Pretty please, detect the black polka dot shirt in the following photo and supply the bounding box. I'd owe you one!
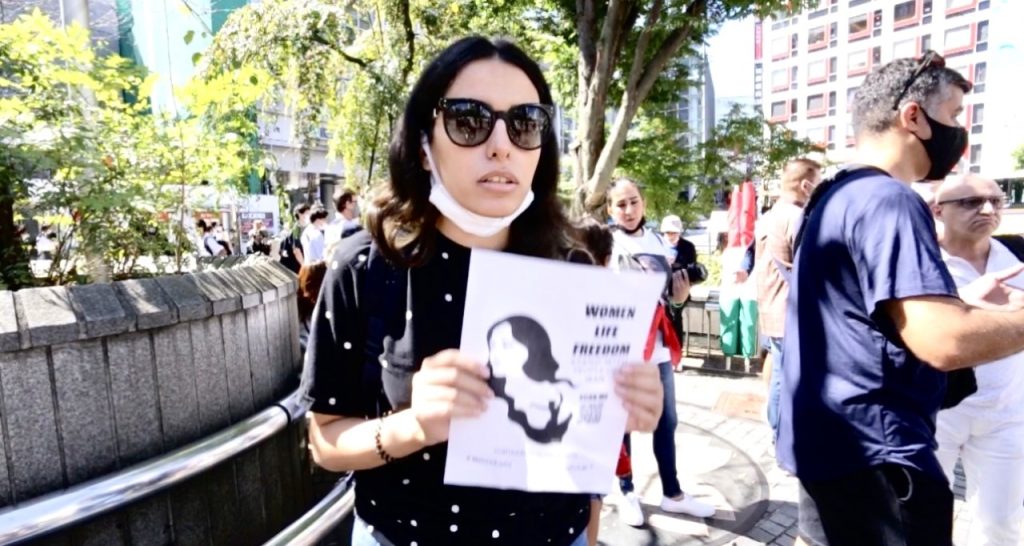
[305,231,590,546]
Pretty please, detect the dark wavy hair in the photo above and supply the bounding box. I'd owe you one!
[853,55,972,136]
[368,36,572,267]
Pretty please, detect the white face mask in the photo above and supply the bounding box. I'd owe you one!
[421,135,534,238]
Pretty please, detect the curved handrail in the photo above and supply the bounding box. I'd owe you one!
[263,474,355,546]
[0,388,311,545]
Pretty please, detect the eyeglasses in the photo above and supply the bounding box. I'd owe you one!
[937,196,1007,210]
[892,50,946,111]
[433,98,553,150]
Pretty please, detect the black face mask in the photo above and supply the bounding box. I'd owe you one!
[916,110,969,181]
[620,216,646,235]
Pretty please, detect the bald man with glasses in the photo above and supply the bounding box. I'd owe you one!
[931,174,1024,546]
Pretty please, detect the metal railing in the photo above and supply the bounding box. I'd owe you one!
[0,388,311,545]
[263,475,354,546]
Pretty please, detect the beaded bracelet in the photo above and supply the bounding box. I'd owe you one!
[374,416,396,464]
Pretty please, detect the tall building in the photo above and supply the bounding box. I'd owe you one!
[670,54,716,149]
[757,0,1023,180]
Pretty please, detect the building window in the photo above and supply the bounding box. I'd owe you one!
[848,49,871,75]
[894,0,920,27]
[893,37,919,59]
[922,34,933,51]
[808,25,828,50]
[969,143,982,165]
[807,126,826,145]
[791,98,799,115]
[977,20,989,43]
[771,100,788,120]
[946,0,978,15]
[847,87,858,111]
[772,68,790,91]
[974,61,986,92]
[807,94,827,117]
[972,104,984,133]
[944,24,974,55]
[829,91,837,108]
[772,36,790,59]
[808,59,828,84]
[849,13,870,40]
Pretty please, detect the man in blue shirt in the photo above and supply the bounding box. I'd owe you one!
[778,51,1024,546]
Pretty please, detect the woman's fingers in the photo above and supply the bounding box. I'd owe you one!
[616,364,663,432]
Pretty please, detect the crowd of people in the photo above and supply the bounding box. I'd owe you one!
[257,33,1022,546]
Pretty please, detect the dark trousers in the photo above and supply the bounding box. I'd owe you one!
[801,464,953,546]
[619,361,682,498]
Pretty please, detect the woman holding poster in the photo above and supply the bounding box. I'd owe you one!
[606,178,718,527]
[303,37,665,546]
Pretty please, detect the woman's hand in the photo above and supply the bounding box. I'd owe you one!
[669,270,691,305]
[615,364,664,432]
[409,349,494,446]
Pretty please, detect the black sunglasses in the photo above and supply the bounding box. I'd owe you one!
[892,50,946,111]
[937,196,1007,210]
[433,98,553,150]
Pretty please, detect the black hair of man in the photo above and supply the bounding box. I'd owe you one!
[334,190,357,213]
[292,203,312,220]
[852,56,971,136]
[309,208,329,223]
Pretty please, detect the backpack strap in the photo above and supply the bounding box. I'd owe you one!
[793,165,890,254]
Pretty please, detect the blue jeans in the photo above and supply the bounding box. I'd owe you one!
[352,516,589,546]
[765,337,784,437]
[620,361,682,498]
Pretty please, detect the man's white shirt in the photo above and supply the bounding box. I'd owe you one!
[941,239,1024,420]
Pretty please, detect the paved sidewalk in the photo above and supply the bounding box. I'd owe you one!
[599,370,1022,546]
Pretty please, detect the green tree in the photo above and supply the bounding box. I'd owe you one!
[202,0,813,214]
[615,104,820,228]
[0,10,266,288]
[1014,144,1024,170]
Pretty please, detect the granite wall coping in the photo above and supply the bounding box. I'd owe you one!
[0,259,297,353]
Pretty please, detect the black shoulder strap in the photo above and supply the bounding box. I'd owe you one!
[994,234,1024,263]
[793,165,890,254]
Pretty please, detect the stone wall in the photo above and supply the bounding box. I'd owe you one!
[0,258,311,544]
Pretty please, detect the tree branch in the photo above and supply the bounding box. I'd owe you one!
[636,0,706,101]
[399,0,415,82]
[310,32,370,69]
[624,0,663,92]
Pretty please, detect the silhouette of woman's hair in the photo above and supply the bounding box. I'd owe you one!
[487,316,573,444]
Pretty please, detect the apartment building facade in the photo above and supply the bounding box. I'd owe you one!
[757,0,1023,182]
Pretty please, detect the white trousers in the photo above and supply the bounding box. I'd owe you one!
[935,408,1024,546]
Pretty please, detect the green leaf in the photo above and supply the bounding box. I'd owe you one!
[184,30,195,45]
[191,52,202,66]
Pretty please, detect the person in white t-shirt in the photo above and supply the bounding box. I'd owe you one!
[605,178,716,527]
[301,208,329,263]
[931,173,1024,546]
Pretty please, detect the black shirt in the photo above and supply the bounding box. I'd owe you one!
[305,232,589,546]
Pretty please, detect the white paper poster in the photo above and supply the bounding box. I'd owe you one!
[443,250,664,494]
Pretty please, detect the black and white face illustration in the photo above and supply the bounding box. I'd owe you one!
[487,316,574,444]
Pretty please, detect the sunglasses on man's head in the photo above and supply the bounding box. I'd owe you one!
[434,98,553,150]
[937,195,1007,210]
[892,50,947,111]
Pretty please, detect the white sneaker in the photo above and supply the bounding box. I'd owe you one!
[660,493,716,518]
[618,492,645,527]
